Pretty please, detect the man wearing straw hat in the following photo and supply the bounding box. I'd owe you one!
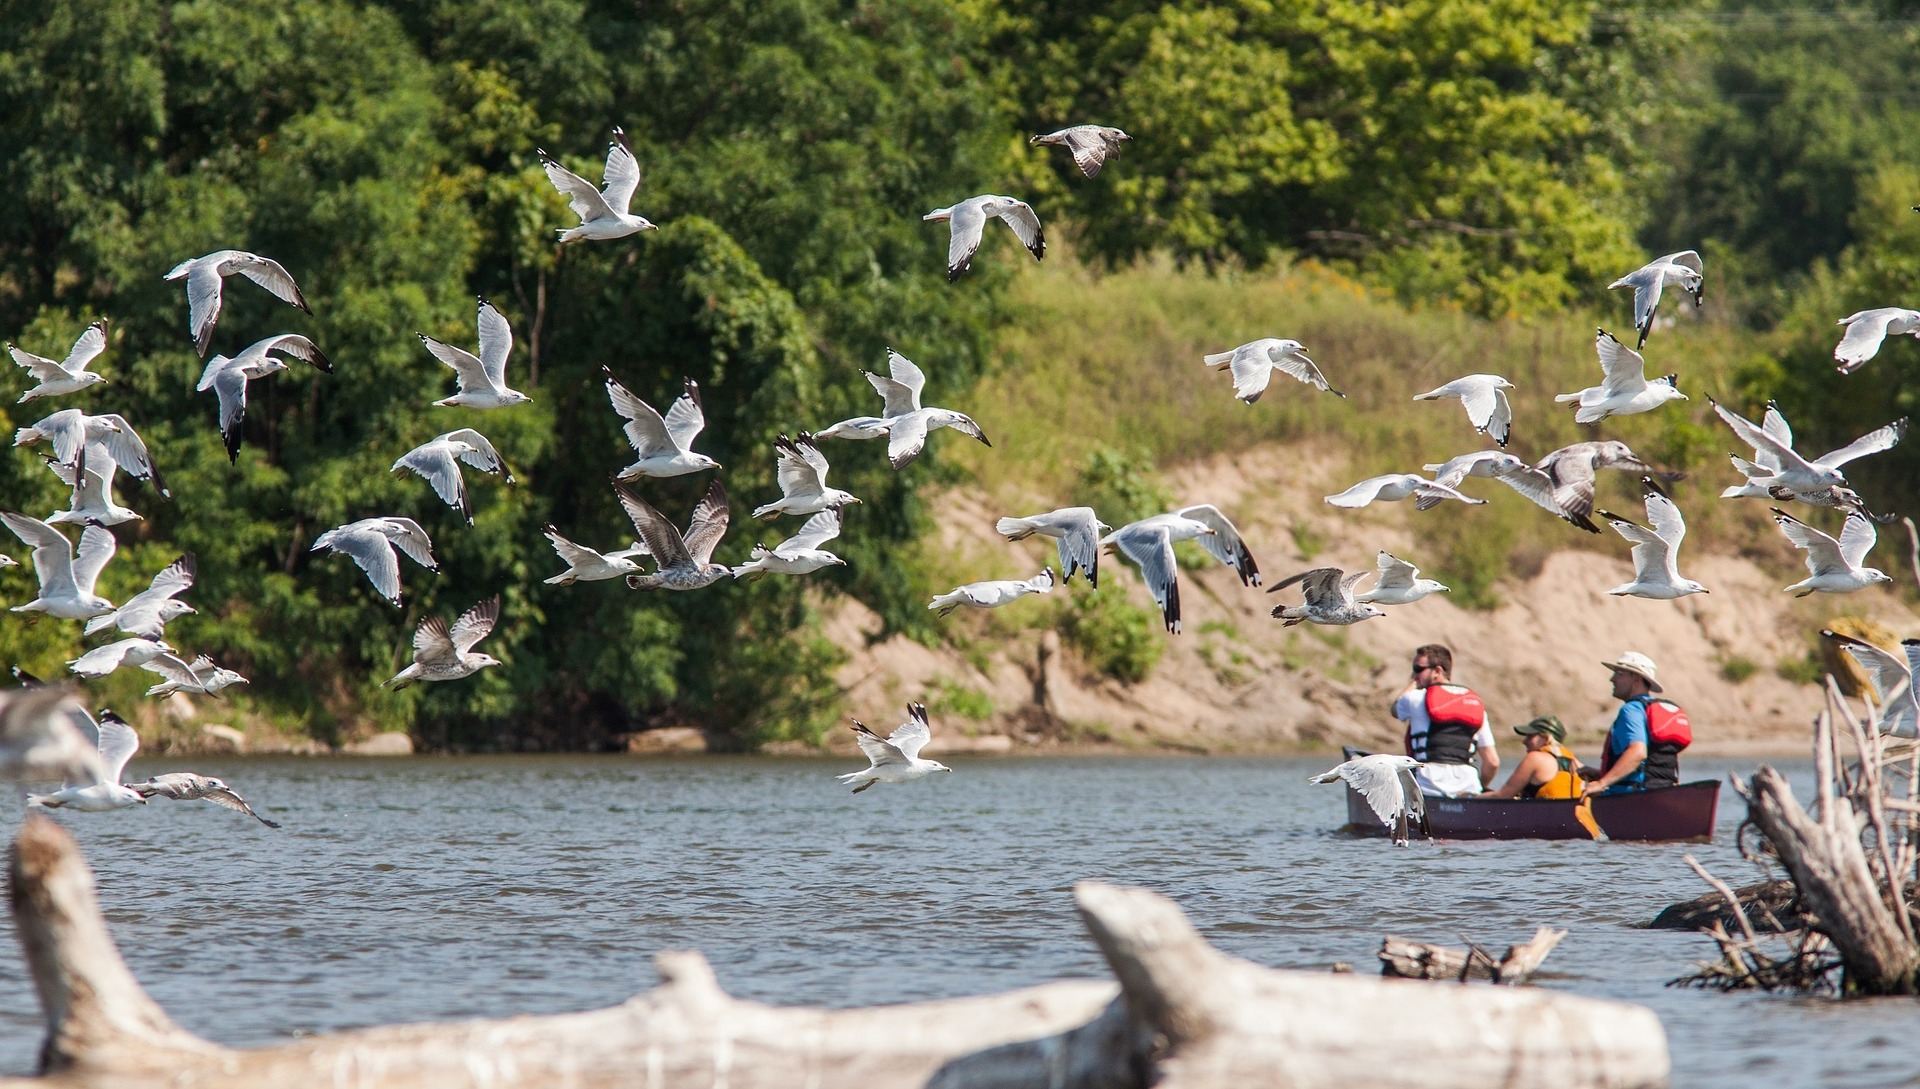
[1584,651,1692,796]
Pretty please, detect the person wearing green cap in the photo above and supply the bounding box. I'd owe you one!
[1480,716,1586,800]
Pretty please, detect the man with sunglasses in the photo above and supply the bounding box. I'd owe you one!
[1392,644,1499,796]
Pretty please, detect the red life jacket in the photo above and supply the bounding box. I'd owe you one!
[1411,684,1485,765]
[1602,697,1690,789]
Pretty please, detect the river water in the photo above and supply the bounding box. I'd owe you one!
[0,753,1910,1086]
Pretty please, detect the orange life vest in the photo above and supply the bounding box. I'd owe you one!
[1521,740,1583,800]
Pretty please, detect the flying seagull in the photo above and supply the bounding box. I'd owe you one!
[1822,630,1920,737]
[1102,505,1260,633]
[1554,329,1684,424]
[753,433,861,518]
[421,298,528,409]
[0,686,108,787]
[10,319,109,402]
[311,516,438,605]
[1714,398,1905,503]
[924,195,1044,281]
[27,709,144,812]
[1310,754,1425,846]
[196,333,332,461]
[1204,339,1342,402]
[84,553,194,639]
[1268,567,1387,628]
[1354,551,1449,606]
[928,566,1055,617]
[732,509,847,581]
[15,408,168,496]
[1029,125,1132,178]
[0,513,115,620]
[620,479,733,592]
[164,250,310,356]
[385,595,503,690]
[1598,488,1709,599]
[46,444,141,527]
[830,349,990,469]
[392,429,512,524]
[140,653,249,699]
[1772,509,1891,597]
[68,637,179,679]
[995,506,1109,588]
[836,703,952,793]
[537,127,657,243]
[130,773,280,828]
[1414,373,1513,446]
[1834,308,1920,374]
[1324,473,1485,510]
[542,525,646,585]
[1609,250,1702,348]
[1529,440,1679,534]
[1419,451,1559,512]
[605,370,719,479]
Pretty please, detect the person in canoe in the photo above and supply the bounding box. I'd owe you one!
[1479,716,1585,800]
[1583,651,1692,796]
[1392,643,1499,796]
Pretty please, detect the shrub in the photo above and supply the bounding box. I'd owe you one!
[1719,656,1759,684]
[1073,446,1173,526]
[1061,585,1164,683]
[930,681,995,721]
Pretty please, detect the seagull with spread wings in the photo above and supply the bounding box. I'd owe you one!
[1714,398,1904,503]
[866,350,991,469]
[732,510,847,581]
[1353,551,1449,606]
[928,566,1054,617]
[1310,754,1425,846]
[541,524,647,585]
[1418,451,1559,513]
[197,333,332,462]
[420,298,528,409]
[1554,330,1685,424]
[14,408,167,496]
[1772,509,1891,596]
[1030,125,1131,178]
[164,250,310,357]
[1529,440,1678,534]
[1598,489,1709,599]
[11,319,109,402]
[130,772,280,827]
[836,703,952,793]
[68,637,179,679]
[46,444,141,527]
[0,686,108,787]
[605,370,719,479]
[84,553,194,640]
[620,479,733,592]
[752,433,861,518]
[0,513,115,620]
[996,506,1109,588]
[537,127,657,243]
[1609,250,1702,349]
[1822,630,1920,737]
[1324,473,1486,510]
[140,653,249,699]
[26,709,144,812]
[1415,373,1514,445]
[1268,567,1387,628]
[392,429,512,524]
[1834,308,1920,374]
[1102,505,1261,634]
[310,517,438,605]
[924,195,1044,281]
[1204,339,1342,402]
[384,596,503,690]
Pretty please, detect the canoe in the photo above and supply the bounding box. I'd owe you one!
[1336,748,1719,843]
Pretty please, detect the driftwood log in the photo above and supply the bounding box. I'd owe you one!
[3,816,1671,1088]
[1379,927,1566,983]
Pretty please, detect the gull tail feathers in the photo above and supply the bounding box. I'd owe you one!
[995,516,1037,541]
[1201,351,1235,370]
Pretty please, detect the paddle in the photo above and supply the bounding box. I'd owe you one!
[1574,793,1608,841]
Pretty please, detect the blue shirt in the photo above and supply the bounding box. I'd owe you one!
[1604,696,1651,792]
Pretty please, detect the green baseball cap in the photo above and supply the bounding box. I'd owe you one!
[1513,715,1565,741]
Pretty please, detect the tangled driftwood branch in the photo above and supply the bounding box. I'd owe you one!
[1378,928,1565,984]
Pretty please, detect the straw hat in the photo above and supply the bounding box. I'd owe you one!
[1602,651,1662,693]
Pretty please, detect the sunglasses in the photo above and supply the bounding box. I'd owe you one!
[1411,663,1433,675]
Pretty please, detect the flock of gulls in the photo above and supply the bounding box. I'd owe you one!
[1,120,1914,819]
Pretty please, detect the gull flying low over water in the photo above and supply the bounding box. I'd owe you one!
[1598,489,1709,599]
[385,595,502,691]
[1324,473,1485,510]
[732,509,846,581]
[420,298,528,409]
[1354,551,1449,606]
[140,653,248,699]
[197,333,332,461]
[1268,567,1387,628]
[68,637,178,679]
[46,444,140,527]
[393,429,512,524]
[1310,754,1425,846]
[929,566,1054,617]
[84,553,194,640]
[0,513,115,620]
[1103,505,1260,634]
[1528,440,1678,534]
[1772,509,1891,597]
[10,319,108,402]
[131,772,280,827]
[753,433,860,518]
[925,195,1044,281]
[605,370,718,480]
[1714,399,1905,505]
[27,709,143,812]
[837,703,951,793]
[1609,250,1702,349]
[620,479,733,592]
[538,127,657,243]
[1203,339,1341,402]
[1554,329,1685,424]
[0,686,108,787]
[542,525,647,585]
[1414,374,1513,446]
[849,349,991,469]
[1030,125,1131,178]
[1823,630,1920,737]
[311,516,438,605]
[996,506,1109,588]
[15,408,167,496]
[1833,308,1920,374]
[164,250,310,357]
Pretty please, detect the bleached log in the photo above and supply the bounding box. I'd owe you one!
[1378,927,1565,983]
